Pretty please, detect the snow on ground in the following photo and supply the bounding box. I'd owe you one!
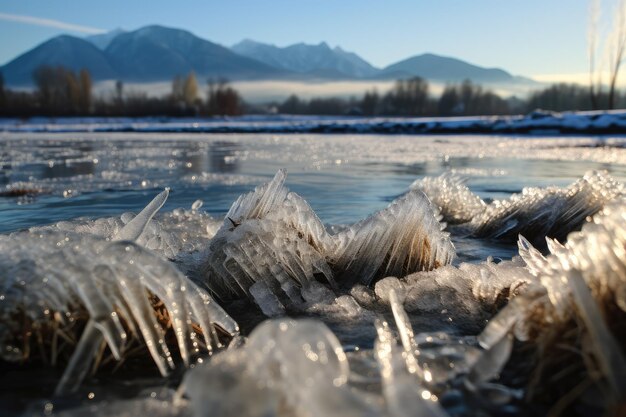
[2,110,626,135]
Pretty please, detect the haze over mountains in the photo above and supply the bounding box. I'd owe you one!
[0,25,536,88]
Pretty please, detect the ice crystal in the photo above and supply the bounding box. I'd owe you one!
[201,170,455,313]
[410,172,485,224]
[415,171,622,245]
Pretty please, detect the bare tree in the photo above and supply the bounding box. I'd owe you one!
[79,69,92,113]
[589,0,602,109]
[206,78,242,116]
[608,0,626,108]
[0,71,4,109]
[589,0,626,110]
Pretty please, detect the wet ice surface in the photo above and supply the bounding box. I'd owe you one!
[1,130,626,416]
[2,132,626,234]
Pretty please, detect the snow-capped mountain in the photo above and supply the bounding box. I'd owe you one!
[231,39,379,78]
[0,25,536,87]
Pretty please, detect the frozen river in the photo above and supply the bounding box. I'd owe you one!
[1,130,625,416]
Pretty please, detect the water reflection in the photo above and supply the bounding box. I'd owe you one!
[41,160,97,179]
[171,141,241,176]
[177,143,209,175]
[209,141,240,173]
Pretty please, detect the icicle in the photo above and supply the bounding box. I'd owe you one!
[374,319,449,417]
[389,289,422,379]
[249,282,286,317]
[55,320,103,395]
[517,235,547,276]
[201,171,453,315]
[478,296,527,350]
[114,189,169,241]
[568,270,626,402]
[0,228,238,392]
[415,171,622,244]
[467,332,513,386]
[331,190,455,286]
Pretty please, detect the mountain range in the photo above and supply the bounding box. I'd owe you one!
[0,25,536,87]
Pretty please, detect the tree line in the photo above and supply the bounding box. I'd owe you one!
[277,78,626,117]
[0,66,244,117]
[0,65,625,118]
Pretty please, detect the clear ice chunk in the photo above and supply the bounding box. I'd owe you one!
[182,319,375,417]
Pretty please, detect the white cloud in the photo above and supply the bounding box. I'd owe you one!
[0,12,105,34]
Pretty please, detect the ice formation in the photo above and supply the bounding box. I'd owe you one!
[410,172,486,224]
[478,200,626,412]
[0,191,237,394]
[200,169,455,314]
[412,170,623,245]
[37,196,221,262]
[2,160,625,415]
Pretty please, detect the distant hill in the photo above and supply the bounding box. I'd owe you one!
[1,35,118,85]
[0,25,537,88]
[379,53,533,84]
[232,39,379,78]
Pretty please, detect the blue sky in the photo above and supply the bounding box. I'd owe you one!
[0,1,595,81]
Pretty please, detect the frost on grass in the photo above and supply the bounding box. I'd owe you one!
[0,191,237,394]
[200,170,455,314]
[478,200,626,413]
[413,171,622,245]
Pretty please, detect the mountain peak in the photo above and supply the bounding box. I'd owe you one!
[86,28,126,50]
[1,34,117,85]
[232,39,379,78]
[317,41,330,49]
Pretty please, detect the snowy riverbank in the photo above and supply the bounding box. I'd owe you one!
[2,110,626,135]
